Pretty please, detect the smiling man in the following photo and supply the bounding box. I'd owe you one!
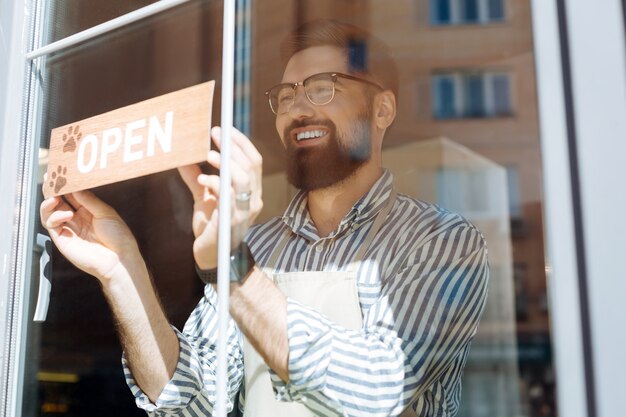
[41,20,489,417]
[276,48,383,192]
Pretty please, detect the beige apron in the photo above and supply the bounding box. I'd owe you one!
[242,191,398,417]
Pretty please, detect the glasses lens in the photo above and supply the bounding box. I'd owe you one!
[269,85,295,114]
[305,74,335,105]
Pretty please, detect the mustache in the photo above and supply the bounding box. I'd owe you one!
[283,119,336,142]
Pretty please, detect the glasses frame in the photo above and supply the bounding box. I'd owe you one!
[264,72,383,115]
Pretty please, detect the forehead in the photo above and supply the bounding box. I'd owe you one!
[281,45,348,83]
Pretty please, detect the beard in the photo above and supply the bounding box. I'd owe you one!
[284,109,373,192]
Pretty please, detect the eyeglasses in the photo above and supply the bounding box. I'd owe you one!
[264,72,383,115]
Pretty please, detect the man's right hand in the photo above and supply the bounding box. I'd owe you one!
[40,190,144,284]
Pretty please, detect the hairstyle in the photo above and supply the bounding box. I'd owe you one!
[280,19,399,98]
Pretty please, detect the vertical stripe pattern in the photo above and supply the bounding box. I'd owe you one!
[123,170,489,416]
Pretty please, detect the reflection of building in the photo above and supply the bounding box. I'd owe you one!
[384,138,521,416]
[253,0,551,415]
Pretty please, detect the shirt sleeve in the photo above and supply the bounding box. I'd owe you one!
[269,223,489,417]
[123,283,244,416]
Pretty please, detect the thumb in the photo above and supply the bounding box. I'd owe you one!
[71,190,118,218]
[178,164,204,200]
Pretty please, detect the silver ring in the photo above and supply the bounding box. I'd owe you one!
[235,191,252,210]
[235,191,252,202]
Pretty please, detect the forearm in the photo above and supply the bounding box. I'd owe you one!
[273,241,489,416]
[274,300,409,416]
[229,266,289,381]
[101,258,179,403]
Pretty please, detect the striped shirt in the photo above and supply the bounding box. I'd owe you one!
[124,170,489,416]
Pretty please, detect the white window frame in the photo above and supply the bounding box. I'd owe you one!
[531,0,626,416]
[0,1,44,415]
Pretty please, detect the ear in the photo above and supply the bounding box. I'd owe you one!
[373,90,397,130]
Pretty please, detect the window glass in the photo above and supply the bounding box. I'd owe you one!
[488,0,505,21]
[22,0,556,416]
[433,76,457,118]
[464,74,486,116]
[431,0,452,24]
[45,0,162,43]
[430,0,505,25]
[493,74,512,116]
[506,166,522,218]
[433,71,512,119]
[463,0,480,23]
[27,1,223,415]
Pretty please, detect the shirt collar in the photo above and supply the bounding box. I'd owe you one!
[281,169,394,239]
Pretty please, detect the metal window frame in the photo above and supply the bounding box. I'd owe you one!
[25,0,193,60]
[0,0,47,415]
[531,1,588,415]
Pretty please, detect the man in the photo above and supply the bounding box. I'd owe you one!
[40,20,488,417]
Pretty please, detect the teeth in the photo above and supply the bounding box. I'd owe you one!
[296,130,326,141]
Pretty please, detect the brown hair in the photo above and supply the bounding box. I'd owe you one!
[280,19,399,98]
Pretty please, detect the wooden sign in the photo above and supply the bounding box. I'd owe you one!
[43,81,215,198]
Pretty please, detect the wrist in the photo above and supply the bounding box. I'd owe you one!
[99,255,149,289]
[193,242,217,270]
[195,242,255,284]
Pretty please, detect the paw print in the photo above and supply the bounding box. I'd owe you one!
[62,125,82,153]
[49,166,68,194]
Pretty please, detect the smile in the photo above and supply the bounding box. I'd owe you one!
[296,130,327,141]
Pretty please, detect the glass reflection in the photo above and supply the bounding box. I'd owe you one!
[28,0,554,416]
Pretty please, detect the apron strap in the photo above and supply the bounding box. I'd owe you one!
[266,228,292,270]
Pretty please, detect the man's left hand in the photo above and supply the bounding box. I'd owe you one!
[178,126,263,270]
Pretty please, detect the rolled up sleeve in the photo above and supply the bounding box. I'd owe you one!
[269,224,489,417]
[123,284,244,416]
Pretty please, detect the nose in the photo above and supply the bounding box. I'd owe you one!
[287,86,314,119]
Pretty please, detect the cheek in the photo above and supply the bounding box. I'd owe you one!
[275,118,286,145]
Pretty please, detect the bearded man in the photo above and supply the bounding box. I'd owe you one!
[41,20,489,417]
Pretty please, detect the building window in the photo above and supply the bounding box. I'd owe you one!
[505,165,522,217]
[430,0,506,25]
[432,71,513,119]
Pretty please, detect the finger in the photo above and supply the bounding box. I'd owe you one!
[229,127,263,192]
[230,127,263,168]
[40,196,78,241]
[41,194,76,217]
[211,128,250,173]
[45,209,75,229]
[212,126,263,195]
[72,190,117,218]
[177,164,204,199]
[206,151,251,194]
[211,127,259,171]
[64,193,82,211]
[197,174,221,199]
[40,196,62,224]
